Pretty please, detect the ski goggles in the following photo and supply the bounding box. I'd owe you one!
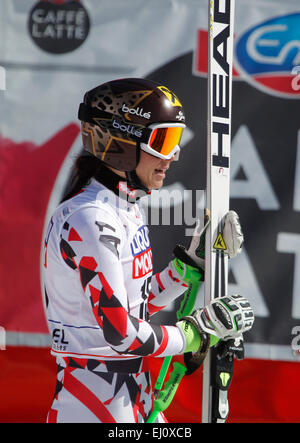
[140,123,186,160]
[78,103,185,160]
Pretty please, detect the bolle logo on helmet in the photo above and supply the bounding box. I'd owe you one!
[235,12,300,98]
[122,104,151,119]
[112,119,143,138]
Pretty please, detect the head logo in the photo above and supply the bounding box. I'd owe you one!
[235,13,300,98]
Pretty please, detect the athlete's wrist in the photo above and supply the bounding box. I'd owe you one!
[177,320,201,353]
[177,320,220,353]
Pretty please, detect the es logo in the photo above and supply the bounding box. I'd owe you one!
[235,12,300,98]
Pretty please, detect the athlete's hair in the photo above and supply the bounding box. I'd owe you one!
[61,154,102,202]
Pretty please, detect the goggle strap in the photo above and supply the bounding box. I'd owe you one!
[78,105,182,150]
[78,103,151,143]
[78,103,114,124]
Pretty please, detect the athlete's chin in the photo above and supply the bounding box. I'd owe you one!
[148,177,164,190]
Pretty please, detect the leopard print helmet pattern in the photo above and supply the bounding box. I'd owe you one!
[78,78,185,171]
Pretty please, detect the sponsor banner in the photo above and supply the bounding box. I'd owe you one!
[194,11,300,98]
[28,0,90,54]
[0,0,300,368]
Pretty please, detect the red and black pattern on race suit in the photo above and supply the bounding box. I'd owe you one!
[59,222,176,358]
[44,178,186,361]
[47,356,168,423]
[43,177,190,423]
[147,267,189,316]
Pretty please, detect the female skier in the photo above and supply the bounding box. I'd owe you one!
[43,78,253,423]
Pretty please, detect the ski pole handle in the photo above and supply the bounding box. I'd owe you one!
[153,355,172,396]
[147,362,187,423]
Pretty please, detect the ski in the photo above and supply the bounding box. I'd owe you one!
[202,0,241,423]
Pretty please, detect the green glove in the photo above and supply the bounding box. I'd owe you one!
[172,256,204,285]
[172,214,209,285]
[177,319,220,353]
[177,319,201,352]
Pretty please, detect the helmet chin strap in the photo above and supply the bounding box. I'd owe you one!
[125,145,150,193]
[125,170,149,193]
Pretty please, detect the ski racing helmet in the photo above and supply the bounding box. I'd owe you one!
[78,78,186,172]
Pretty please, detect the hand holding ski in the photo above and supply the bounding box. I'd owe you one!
[182,294,254,342]
[148,198,247,421]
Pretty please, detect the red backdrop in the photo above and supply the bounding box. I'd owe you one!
[0,347,299,423]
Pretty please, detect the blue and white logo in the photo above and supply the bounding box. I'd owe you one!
[131,226,150,257]
[235,13,300,98]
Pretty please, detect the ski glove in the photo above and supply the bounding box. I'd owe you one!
[187,210,244,265]
[222,211,244,259]
[177,294,254,353]
[172,210,244,285]
[171,216,209,285]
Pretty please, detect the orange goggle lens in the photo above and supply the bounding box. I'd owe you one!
[149,126,183,156]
